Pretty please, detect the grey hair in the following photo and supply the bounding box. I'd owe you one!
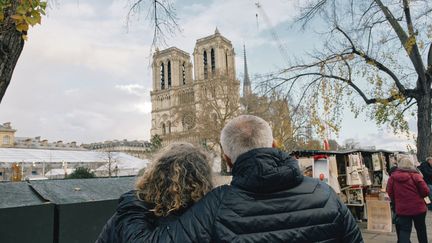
[397,156,416,170]
[220,115,273,162]
[426,157,432,162]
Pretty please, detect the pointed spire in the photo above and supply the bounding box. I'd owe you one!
[215,27,220,35]
[243,44,252,97]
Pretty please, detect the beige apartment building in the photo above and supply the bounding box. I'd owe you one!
[0,122,16,148]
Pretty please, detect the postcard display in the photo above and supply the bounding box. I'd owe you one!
[300,151,393,232]
[304,152,391,207]
[340,153,391,205]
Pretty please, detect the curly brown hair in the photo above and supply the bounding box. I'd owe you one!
[135,142,213,217]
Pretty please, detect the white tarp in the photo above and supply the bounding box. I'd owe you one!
[94,158,149,177]
[0,148,148,165]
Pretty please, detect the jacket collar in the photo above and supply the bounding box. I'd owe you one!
[231,148,303,193]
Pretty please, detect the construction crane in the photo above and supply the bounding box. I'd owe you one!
[255,1,290,66]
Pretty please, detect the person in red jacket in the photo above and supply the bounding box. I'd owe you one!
[387,157,430,243]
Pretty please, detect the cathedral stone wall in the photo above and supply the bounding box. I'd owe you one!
[150,29,240,145]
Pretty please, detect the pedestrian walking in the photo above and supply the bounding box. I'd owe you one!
[387,157,430,243]
[418,156,432,211]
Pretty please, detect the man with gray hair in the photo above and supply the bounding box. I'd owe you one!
[116,115,363,242]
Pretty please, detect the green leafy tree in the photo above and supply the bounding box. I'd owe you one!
[268,0,432,160]
[149,134,162,152]
[66,167,95,179]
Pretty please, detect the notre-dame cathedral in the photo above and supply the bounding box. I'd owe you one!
[150,29,250,144]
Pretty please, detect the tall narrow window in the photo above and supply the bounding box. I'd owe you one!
[2,135,10,145]
[225,51,228,73]
[182,62,186,85]
[203,50,208,79]
[167,60,172,88]
[167,121,171,134]
[160,63,165,90]
[211,48,215,74]
[162,123,166,135]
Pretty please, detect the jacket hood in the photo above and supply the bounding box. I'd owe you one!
[391,170,420,183]
[231,148,303,193]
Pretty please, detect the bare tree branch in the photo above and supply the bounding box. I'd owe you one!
[374,0,427,89]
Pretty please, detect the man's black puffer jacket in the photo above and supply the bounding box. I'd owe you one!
[418,161,432,185]
[116,148,363,243]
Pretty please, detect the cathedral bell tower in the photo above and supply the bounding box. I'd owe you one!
[193,28,236,81]
[150,47,193,138]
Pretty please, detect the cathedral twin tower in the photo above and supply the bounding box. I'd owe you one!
[150,29,242,143]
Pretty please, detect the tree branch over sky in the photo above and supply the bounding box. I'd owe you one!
[269,0,432,160]
[0,0,180,103]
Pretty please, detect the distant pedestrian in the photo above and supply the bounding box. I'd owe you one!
[387,157,430,243]
[418,156,432,210]
[388,162,400,240]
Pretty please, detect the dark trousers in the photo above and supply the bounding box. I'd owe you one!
[397,212,428,243]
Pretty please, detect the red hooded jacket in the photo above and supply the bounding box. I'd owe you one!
[387,169,430,216]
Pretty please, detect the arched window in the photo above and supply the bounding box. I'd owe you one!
[203,50,208,79]
[160,63,165,90]
[2,135,10,145]
[162,123,166,135]
[211,48,215,73]
[182,62,186,85]
[167,60,172,88]
[167,121,171,134]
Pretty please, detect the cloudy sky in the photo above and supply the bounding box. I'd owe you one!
[0,0,416,150]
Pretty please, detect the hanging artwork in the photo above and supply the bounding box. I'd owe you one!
[349,154,362,169]
[371,153,382,171]
[347,166,362,185]
[360,166,372,186]
[346,188,364,206]
[372,171,383,187]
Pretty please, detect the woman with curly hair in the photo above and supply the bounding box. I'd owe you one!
[96,142,213,243]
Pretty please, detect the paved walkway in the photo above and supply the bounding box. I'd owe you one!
[360,210,432,243]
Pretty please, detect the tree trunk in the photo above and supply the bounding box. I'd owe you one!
[0,2,25,103]
[416,86,431,162]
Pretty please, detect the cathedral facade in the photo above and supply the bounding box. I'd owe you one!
[150,29,240,144]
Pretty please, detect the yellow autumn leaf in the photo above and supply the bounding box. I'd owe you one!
[16,23,29,32]
[10,14,23,20]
